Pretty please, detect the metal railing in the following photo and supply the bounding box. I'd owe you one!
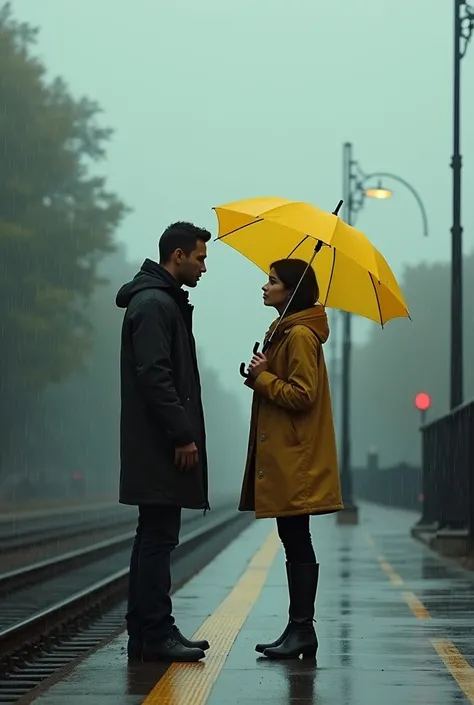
[416,398,474,537]
[352,399,474,554]
[353,463,422,511]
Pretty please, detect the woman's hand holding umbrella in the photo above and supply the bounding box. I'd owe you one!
[247,351,268,380]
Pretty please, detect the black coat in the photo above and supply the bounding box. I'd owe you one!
[116,259,209,510]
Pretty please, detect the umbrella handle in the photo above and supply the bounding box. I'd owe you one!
[239,341,260,378]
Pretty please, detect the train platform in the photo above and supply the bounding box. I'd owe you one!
[26,502,474,705]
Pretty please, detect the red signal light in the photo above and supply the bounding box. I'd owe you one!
[415,392,431,411]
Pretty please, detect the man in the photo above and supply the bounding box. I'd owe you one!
[116,221,211,662]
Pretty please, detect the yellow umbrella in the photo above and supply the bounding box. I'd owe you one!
[213,196,409,325]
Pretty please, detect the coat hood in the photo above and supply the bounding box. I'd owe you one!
[115,258,190,309]
[267,305,330,345]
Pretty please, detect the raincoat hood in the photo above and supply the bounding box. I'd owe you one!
[115,258,189,309]
[267,305,330,345]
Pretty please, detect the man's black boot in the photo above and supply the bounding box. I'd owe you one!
[173,626,210,651]
[127,637,142,661]
[263,563,319,660]
[142,634,205,663]
[127,625,209,661]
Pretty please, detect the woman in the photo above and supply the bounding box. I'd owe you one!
[239,258,343,660]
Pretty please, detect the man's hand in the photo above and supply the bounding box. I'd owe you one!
[248,352,268,379]
[175,442,199,471]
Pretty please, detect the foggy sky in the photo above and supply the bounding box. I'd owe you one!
[11,0,474,403]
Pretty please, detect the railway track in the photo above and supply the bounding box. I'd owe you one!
[0,504,203,573]
[0,503,138,556]
[0,506,251,705]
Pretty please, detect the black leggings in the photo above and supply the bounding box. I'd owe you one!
[276,515,316,564]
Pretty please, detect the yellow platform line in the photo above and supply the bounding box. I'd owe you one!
[364,529,474,701]
[377,556,404,586]
[376,555,431,617]
[142,527,281,705]
[377,555,474,701]
[432,639,474,703]
[402,590,430,619]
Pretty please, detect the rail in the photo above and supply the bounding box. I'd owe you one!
[0,508,250,661]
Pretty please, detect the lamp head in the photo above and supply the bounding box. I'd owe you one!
[365,179,392,200]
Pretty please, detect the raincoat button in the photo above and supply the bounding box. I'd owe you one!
[258,470,263,479]
[260,434,266,442]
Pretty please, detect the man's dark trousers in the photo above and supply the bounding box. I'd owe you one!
[126,504,182,645]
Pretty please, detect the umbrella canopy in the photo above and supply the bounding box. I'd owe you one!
[213,196,409,325]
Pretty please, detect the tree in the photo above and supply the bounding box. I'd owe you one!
[0,4,128,476]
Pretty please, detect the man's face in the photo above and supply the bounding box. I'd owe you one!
[176,240,208,288]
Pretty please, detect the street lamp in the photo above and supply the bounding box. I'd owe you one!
[337,142,429,526]
[363,174,429,238]
[451,0,474,409]
[364,182,392,200]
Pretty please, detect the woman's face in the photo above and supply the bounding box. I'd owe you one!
[262,268,290,310]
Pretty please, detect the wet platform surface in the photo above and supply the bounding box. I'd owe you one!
[28,503,474,705]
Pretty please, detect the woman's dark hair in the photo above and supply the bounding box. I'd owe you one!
[270,258,319,313]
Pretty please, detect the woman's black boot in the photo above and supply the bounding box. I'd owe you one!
[263,563,319,660]
[255,562,292,653]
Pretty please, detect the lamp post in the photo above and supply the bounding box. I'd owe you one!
[329,310,339,426]
[337,142,428,526]
[451,0,474,409]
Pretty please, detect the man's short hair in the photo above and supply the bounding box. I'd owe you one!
[159,222,211,263]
